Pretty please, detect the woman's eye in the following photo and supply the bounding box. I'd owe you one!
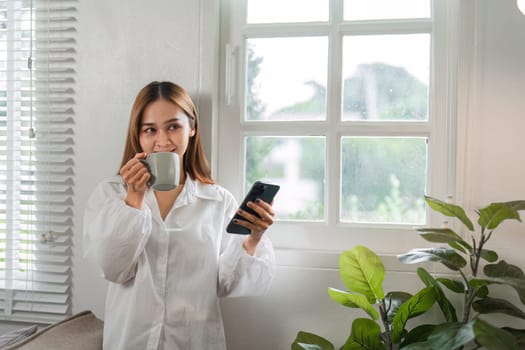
[143,127,156,134]
[168,124,180,131]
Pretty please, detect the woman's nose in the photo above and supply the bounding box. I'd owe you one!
[156,130,172,146]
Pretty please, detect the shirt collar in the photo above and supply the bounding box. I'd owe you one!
[183,176,222,201]
[144,175,222,225]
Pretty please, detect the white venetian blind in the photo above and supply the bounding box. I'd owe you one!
[0,0,76,323]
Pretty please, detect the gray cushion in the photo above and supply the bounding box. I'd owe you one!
[0,324,38,348]
[5,311,103,350]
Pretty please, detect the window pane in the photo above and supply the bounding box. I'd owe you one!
[344,0,431,20]
[247,0,329,24]
[342,34,430,121]
[246,37,328,121]
[245,136,325,220]
[341,137,427,224]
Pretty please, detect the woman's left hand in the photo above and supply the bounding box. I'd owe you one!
[236,199,275,255]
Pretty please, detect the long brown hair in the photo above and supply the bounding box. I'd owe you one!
[119,81,214,184]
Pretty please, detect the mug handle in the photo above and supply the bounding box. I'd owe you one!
[139,159,155,187]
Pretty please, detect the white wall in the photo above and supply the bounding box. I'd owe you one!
[68,0,525,349]
[460,0,525,266]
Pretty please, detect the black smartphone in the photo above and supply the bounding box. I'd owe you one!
[226,181,280,234]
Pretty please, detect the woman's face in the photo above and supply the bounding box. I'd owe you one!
[139,98,195,158]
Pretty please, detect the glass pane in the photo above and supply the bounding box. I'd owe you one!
[341,137,427,224]
[342,34,430,121]
[245,136,325,220]
[344,0,431,20]
[247,0,329,24]
[246,37,328,121]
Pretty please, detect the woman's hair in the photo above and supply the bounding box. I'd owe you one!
[119,81,214,184]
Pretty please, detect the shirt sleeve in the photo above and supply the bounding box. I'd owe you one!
[217,192,276,297]
[83,178,153,284]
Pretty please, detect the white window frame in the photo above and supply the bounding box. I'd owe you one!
[216,0,459,253]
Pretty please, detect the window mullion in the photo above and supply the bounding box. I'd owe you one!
[337,19,433,35]
[327,0,344,226]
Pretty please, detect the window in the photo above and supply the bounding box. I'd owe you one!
[218,0,457,252]
[0,0,76,323]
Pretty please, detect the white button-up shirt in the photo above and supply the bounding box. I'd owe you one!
[83,175,276,350]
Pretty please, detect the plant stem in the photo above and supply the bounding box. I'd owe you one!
[462,289,477,323]
[462,228,490,323]
[379,300,393,350]
[458,269,469,287]
[472,230,484,277]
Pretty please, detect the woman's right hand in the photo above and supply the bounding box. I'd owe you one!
[119,152,150,207]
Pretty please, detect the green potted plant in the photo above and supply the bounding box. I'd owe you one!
[292,196,525,350]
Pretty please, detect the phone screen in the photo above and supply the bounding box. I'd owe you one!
[226,181,280,234]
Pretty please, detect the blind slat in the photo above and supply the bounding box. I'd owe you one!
[0,290,69,304]
[13,303,68,315]
[0,280,69,293]
[0,271,69,284]
[0,234,70,244]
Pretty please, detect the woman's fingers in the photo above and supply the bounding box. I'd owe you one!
[120,159,145,182]
[252,199,275,220]
[119,153,150,192]
[234,199,275,235]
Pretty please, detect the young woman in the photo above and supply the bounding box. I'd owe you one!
[83,81,276,350]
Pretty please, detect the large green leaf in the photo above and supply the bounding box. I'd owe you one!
[417,267,457,322]
[385,291,412,323]
[340,246,385,302]
[437,277,466,293]
[391,287,437,344]
[400,322,475,350]
[484,260,525,304]
[477,200,525,231]
[292,331,335,350]
[502,328,525,349]
[478,203,521,230]
[484,260,525,279]
[473,297,525,319]
[479,249,498,262]
[397,248,467,271]
[417,228,473,254]
[424,196,474,231]
[341,318,385,350]
[416,228,471,252]
[476,285,489,298]
[499,200,525,211]
[328,288,379,320]
[477,277,525,305]
[473,318,517,350]
[448,241,468,254]
[399,342,429,350]
[399,324,436,348]
[469,278,505,298]
[469,278,493,288]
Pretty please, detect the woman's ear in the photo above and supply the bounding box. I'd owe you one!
[190,128,196,137]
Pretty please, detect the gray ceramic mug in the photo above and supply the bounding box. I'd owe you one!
[140,152,180,191]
